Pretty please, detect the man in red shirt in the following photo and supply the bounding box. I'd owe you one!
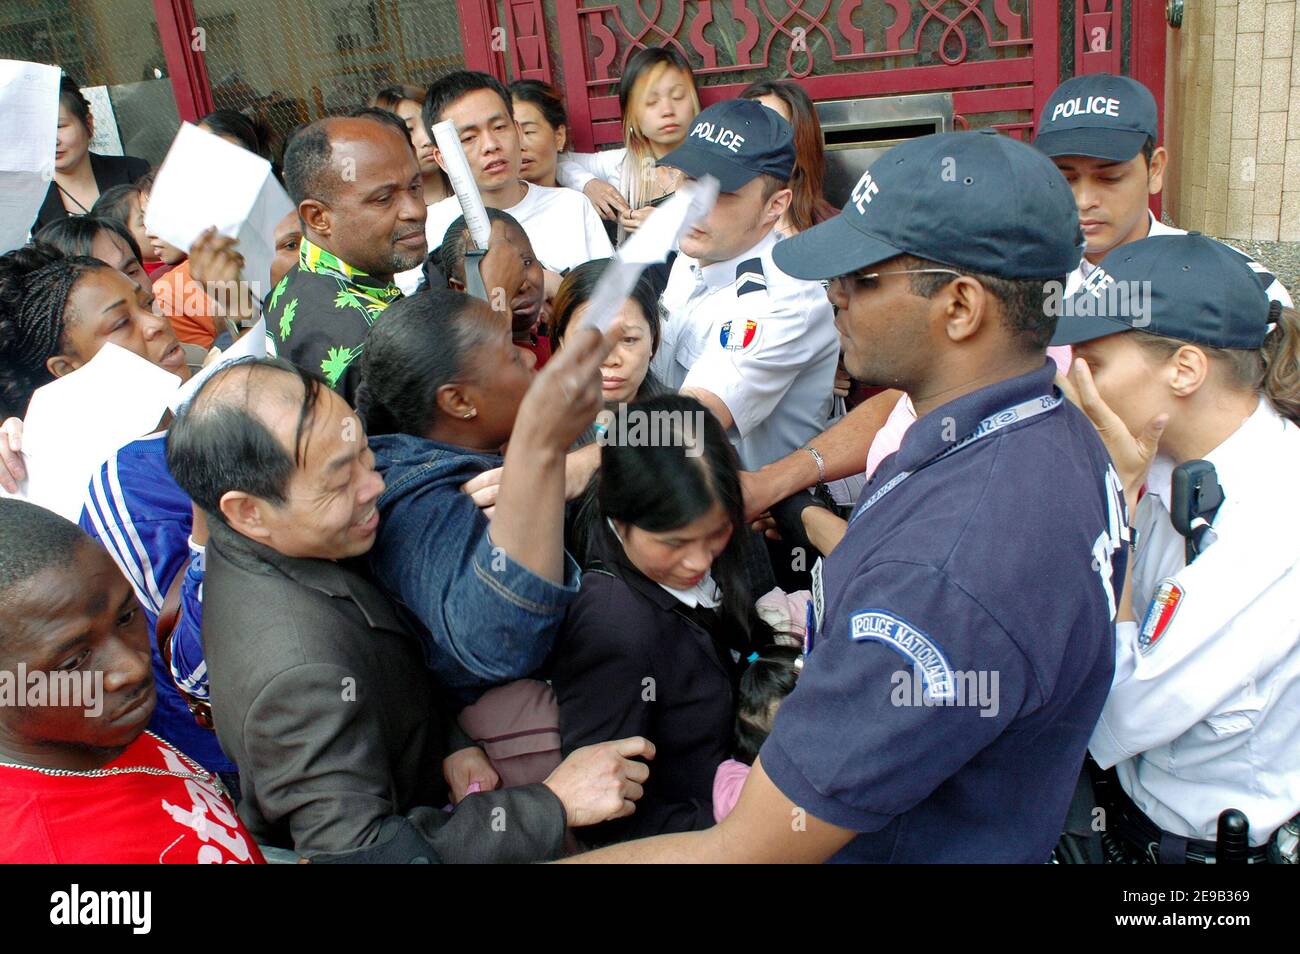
[0,498,262,864]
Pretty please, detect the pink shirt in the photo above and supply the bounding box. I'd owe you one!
[863,347,1073,480]
[712,759,752,822]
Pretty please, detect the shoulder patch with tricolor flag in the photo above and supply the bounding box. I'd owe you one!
[1138,579,1184,655]
[719,318,760,352]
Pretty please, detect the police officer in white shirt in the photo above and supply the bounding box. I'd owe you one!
[651,99,838,471]
[1054,233,1300,863]
[1033,73,1292,306]
[394,71,613,295]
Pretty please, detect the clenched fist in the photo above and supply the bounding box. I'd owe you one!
[543,736,655,828]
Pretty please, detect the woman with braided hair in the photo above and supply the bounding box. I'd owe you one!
[0,243,234,781]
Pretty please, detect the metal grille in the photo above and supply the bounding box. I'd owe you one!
[192,0,469,165]
[0,0,182,166]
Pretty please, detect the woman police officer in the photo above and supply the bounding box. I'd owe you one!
[1054,233,1300,862]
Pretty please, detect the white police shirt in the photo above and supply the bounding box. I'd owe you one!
[1065,212,1293,307]
[1090,399,1300,846]
[395,181,614,294]
[651,229,838,470]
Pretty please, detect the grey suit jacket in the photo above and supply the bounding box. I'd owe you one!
[201,520,567,863]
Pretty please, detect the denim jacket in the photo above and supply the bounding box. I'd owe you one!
[368,432,581,701]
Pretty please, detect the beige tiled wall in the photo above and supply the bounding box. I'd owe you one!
[1166,0,1299,240]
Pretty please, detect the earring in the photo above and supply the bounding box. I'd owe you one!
[464,409,476,419]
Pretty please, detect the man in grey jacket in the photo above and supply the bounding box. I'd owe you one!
[167,357,653,863]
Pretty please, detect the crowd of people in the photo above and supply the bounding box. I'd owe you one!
[0,57,1296,865]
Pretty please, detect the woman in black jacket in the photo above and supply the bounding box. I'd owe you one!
[33,76,150,233]
[550,393,769,845]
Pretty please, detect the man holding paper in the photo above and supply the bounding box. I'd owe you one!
[405,71,612,297]
[267,114,427,402]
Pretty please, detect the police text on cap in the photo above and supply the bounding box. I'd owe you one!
[1051,96,1121,123]
[690,121,745,154]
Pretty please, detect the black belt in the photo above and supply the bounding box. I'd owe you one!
[1096,766,1270,864]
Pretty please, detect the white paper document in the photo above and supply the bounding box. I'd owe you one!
[170,318,268,412]
[431,119,492,249]
[7,344,182,521]
[145,122,295,299]
[0,59,61,253]
[580,176,719,332]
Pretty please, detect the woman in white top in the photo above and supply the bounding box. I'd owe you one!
[557,47,700,240]
[1055,233,1300,857]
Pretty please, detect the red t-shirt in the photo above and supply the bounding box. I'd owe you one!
[0,732,264,864]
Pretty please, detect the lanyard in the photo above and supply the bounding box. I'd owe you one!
[849,392,1063,526]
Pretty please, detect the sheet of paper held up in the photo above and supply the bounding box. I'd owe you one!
[580,176,719,333]
[10,344,182,521]
[169,317,268,412]
[145,122,295,297]
[431,119,492,249]
[0,60,61,254]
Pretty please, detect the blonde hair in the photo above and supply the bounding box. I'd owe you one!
[1131,304,1300,424]
[620,59,699,209]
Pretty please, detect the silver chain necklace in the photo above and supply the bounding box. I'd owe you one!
[0,732,227,798]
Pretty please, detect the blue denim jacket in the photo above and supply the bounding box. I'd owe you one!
[368,433,581,701]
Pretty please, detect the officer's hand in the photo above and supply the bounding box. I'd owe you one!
[0,417,26,493]
[584,180,630,221]
[543,736,655,827]
[1065,358,1167,504]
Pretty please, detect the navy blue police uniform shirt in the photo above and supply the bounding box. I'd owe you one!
[761,361,1128,863]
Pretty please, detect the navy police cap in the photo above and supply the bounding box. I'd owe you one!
[773,130,1082,282]
[1033,73,1158,163]
[1050,234,1273,350]
[658,99,796,193]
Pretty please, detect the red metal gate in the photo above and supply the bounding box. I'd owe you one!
[455,1,1168,157]
[155,1,1167,196]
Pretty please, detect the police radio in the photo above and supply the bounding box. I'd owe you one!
[1170,460,1224,564]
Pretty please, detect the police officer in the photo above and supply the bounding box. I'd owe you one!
[651,98,839,472]
[1033,72,1293,306]
[1053,234,1300,862]
[564,130,1130,864]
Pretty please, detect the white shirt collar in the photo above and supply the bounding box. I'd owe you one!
[1078,211,1181,279]
[604,518,722,608]
[689,230,779,290]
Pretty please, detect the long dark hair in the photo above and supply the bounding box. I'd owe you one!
[199,108,269,159]
[597,393,765,646]
[550,258,661,358]
[357,287,495,437]
[509,79,568,132]
[58,75,92,132]
[734,645,801,764]
[740,80,836,233]
[36,214,145,264]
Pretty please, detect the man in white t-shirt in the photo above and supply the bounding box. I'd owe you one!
[396,71,612,295]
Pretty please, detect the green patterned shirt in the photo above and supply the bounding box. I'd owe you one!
[265,239,403,402]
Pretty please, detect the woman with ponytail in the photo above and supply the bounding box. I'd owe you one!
[1053,233,1300,862]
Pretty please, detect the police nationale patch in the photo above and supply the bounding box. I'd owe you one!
[719,319,759,352]
[850,610,955,700]
[1138,579,1183,655]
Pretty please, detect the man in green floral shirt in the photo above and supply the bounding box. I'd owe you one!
[268,113,428,402]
